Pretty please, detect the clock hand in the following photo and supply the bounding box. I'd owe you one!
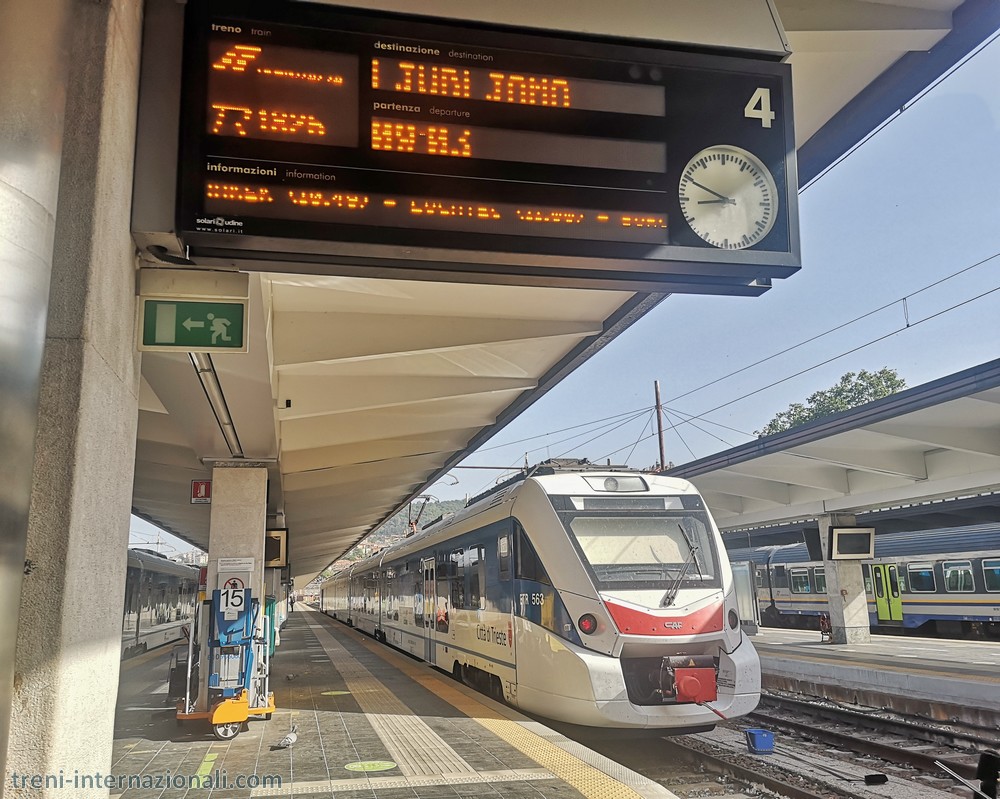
[697,199,735,205]
[689,179,734,204]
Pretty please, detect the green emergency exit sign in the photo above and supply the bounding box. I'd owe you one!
[140,299,248,352]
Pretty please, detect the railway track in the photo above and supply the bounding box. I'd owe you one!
[752,692,993,779]
[557,689,997,799]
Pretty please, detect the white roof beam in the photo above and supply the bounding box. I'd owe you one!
[791,446,928,480]
[865,422,1000,457]
[281,408,500,451]
[690,474,792,505]
[727,457,851,493]
[277,375,537,420]
[280,431,477,473]
[273,312,601,366]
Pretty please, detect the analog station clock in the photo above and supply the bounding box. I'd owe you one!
[678,145,778,250]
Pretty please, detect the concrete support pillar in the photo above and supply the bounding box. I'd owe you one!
[197,466,268,711]
[6,0,144,795]
[0,0,73,785]
[818,513,872,644]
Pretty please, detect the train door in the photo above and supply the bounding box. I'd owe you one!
[871,563,903,623]
[730,561,760,634]
[421,557,436,664]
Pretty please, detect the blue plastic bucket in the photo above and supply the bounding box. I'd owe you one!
[744,728,775,754]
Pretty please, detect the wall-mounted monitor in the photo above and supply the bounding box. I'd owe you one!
[264,528,288,567]
[827,526,875,560]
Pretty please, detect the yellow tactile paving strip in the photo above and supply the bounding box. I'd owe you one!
[307,613,653,799]
[307,620,476,776]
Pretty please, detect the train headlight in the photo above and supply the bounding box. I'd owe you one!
[728,609,739,629]
[604,477,619,491]
[578,614,598,635]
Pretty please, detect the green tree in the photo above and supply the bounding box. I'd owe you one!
[755,368,906,436]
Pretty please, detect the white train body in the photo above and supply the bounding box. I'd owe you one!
[321,466,760,730]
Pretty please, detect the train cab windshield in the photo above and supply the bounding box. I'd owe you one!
[549,494,721,590]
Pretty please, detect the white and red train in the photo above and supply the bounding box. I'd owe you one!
[321,461,760,731]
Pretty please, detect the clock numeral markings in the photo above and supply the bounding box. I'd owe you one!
[744,87,775,129]
[678,145,778,250]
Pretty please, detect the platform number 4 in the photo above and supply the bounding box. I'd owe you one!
[744,87,775,128]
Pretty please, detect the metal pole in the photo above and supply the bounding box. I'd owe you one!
[654,380,666,471]
[184,602,196,713]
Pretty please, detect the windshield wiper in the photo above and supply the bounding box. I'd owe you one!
[677,523,704,578]
[660,525,702,607]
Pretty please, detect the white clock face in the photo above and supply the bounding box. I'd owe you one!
[678,145,778,249]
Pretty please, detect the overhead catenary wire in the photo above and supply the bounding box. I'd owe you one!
[528,276,1000,463]
[680,281,1000,428]
[668,250,1000,406]
[457,252,1000,475]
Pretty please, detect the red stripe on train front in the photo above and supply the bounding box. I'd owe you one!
[602,598,724,635]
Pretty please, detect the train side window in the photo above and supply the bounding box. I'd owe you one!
[813,567,827,594]
[772,565,788,588]
[451,549,465,609]
[467,545,486,610]
[789,568,811,593]
[943,560,974,592]
[515,524,552,586]
[907,563,936,592]
[873,568,885,598]
[983,559,1000,592]
[498,533,511,580]
[887,565,900,598]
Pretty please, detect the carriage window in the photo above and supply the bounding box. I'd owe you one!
[515,525,552,586]
[772,565,788,589]
[467,546,486,610]
[983,560,1000,592]
[451,549,465,609]
[813,567,827,594]
[888,565,901,598]
[943,561,974,592]
[498,533,511,580]
[907,563,936,592]
[789,568,811,593]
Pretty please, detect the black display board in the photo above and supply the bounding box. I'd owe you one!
[176,1,799,291]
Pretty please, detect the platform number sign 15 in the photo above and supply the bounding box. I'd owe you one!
[220,587,245,619]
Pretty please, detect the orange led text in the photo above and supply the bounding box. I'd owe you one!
[371,120,471,157]
[212,45,261,72]
[621,215,666,228]
[213,44,343,84]
[205,184,274,203]
[487,73,570,107]
[372,59,471,98]
[516,210,584,224]
[211,104,327,137]
[409,201,500,219]
[288,192,370,209]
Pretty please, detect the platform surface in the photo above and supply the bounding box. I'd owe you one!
[752,626,1000,722]
[112,607,678,799]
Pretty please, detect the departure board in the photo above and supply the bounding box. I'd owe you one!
[174,1,799,291]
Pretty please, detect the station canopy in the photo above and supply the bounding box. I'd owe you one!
[131,0,999,585]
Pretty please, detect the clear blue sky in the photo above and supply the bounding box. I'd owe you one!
[443,33,1000,503]
[136,32,1000,544]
